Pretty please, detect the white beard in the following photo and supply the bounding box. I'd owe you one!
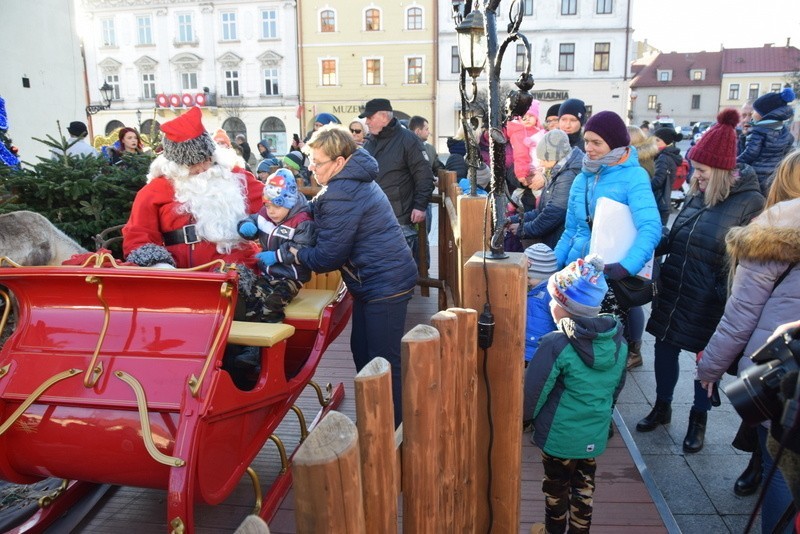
[161,158,249,254]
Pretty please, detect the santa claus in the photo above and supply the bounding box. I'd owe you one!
[123,106,263,270]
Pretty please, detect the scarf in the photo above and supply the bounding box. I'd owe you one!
[581,146,629,174]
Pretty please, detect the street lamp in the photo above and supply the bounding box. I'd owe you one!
[455,0,533,258]
[86,82,113,115]
[135,109,142,129]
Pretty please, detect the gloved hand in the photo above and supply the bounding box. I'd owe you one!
[257,251,277,268]
[603,262,629,281]
[507,214,520,224]
[238,221,257,238]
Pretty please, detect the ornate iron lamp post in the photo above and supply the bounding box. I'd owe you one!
[86,82,113,115]
[454,0,534,258]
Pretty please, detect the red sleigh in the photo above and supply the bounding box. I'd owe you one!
[0,253,351,532]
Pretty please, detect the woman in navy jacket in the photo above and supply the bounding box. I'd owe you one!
[295,125,417,427]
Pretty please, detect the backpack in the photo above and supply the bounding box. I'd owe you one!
[672,159,689,190]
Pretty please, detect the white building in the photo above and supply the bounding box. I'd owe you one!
[436,0,634,152]
[80,0,301,156]
[0,0,85,164]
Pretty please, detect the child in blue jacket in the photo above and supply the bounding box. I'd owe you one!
[524,243,558,365]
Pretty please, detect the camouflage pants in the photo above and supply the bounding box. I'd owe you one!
[540,452,596,534]
[243,278,300,323]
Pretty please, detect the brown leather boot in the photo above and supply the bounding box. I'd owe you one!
[627,340,643,369]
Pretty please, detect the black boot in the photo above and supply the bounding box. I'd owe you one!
[734,449,762,496]
[682,409,707,453]
[636,399,672,432]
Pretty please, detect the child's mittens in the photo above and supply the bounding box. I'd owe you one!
[238,220,257,239]
[256,251,277,268]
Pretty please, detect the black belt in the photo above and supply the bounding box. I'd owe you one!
[162,224,200,246]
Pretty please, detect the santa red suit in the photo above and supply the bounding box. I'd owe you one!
[123,106,264,269]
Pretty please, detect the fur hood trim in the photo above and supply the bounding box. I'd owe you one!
[726,224,800,264]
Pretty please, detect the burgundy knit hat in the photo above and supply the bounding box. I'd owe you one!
[583,111,630,150]
[687,109,739,170]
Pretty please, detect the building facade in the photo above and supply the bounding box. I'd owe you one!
[436,0,634,152]
[81,0,301,155]
[0,1,85,163]
[629,51,722,128]
[297,0,436,137]
[719,44,800,112]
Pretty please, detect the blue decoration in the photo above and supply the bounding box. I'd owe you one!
[0,96,8,131]
[0,143,19,167]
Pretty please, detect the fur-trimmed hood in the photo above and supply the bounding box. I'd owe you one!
[726,197,800,264]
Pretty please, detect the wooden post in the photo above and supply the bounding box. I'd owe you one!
[354,357,397,533]
[463,252,526,533]
[450,307,478,531]
[401,324,441,533]
[456,195,490,307]
[293,411,365,534]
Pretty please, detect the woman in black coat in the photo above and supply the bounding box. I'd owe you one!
[295,125,417,427]
[638,110,764,453]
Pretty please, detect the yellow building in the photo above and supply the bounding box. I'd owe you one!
[298,1,436,135]
[718,44,800,111]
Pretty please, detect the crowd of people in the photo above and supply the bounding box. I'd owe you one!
[51,85,799,532]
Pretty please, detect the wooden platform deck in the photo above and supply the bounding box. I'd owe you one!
[75,278,668,533]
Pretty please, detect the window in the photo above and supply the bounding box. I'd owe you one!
[691,94,701,109]
[647,95,657,110]
[260,117,286,155]
[365,58,382,85]
[658,70,672,82]
[748,83,760,100]
[221,12,237,41]
[320,10,335,32]
[522,0,534,16]
[102,19,116,46]
[593,43,610,71]
[558,43,575,71]
[451,46,460,74]
[178,13,194,42]
[365,9,380,31]
[516,44,526,72]
[181,72,198,91]
[105,75,120,100]
[407,7,422,30]
[264,68,279,95]
[261,10,277,39]
[321,59,337,86]
[771,83,782,92]
[142,73,156,99]
[560,0,577,15]
[407,57,423,84]
[692,70,704,81]
[137,16,153,45]
[225,70,240,96]
[596,0,612,14]
[728,84,740,100]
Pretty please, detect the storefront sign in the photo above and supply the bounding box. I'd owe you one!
[332,105,365,114]
[530,89,569,101]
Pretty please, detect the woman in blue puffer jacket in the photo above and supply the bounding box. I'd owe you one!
[554,111,662,330]
[737,87,796,194]
[295,124,417,427]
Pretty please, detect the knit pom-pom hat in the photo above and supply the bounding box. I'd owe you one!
[547,254,608,317]
[753,87,796,118]
[687,109,740,170]
[263,168,298,209]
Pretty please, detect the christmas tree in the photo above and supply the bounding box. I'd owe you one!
[0,95,20,168]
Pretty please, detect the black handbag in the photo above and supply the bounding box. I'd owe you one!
[608,261,660,309]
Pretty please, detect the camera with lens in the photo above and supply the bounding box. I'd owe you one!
[723,325,800,428]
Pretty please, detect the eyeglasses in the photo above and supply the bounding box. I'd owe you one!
[309,159,334,169]
[350,129,363,134]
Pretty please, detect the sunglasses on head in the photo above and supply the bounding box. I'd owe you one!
[350,128,363,134]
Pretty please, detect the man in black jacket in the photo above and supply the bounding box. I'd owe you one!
[362,99,434,265]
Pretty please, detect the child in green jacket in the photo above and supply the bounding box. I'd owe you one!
[523,254,627,534]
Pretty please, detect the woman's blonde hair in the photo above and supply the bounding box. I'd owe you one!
[688,164,738,207]
[765,149,800,208]
[305,124,357,160]
[627,125,658,178]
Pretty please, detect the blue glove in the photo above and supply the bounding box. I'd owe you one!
[238,221,257,238]
[257,251,277,268]
[507,214,520,224]
[603,262,630,281]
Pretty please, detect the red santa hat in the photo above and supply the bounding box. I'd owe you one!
[160,106,217,166]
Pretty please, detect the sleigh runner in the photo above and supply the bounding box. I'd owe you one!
[0,253,351,532]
